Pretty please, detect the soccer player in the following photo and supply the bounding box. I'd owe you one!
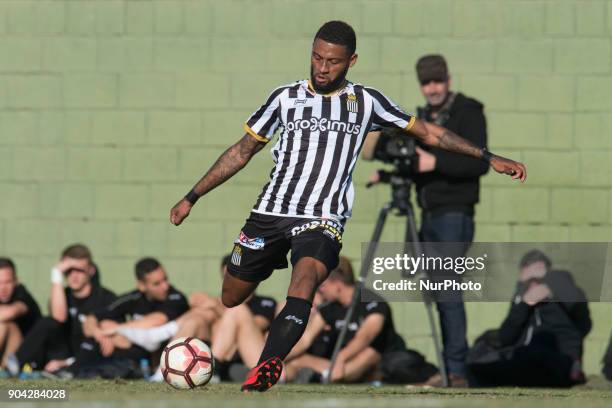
[170,21,526,392]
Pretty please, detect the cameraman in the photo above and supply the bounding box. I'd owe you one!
[363,55,488,387]
[414,55,488,387]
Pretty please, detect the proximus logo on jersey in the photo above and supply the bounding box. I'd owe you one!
[285,117,362,135]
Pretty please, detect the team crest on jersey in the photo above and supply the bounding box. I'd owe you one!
[235,231,265,250]
[346,93,358,113]
[231,245,242,266]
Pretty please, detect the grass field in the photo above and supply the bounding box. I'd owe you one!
[0,378,610,408]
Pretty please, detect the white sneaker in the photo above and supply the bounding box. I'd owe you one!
[6,353,20,377]
[147,368,163,383]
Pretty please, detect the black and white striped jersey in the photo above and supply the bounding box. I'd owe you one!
[244,79,416,223]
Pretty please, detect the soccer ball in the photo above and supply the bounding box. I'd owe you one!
[160,337,214,389]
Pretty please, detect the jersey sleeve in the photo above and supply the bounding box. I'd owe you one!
[244,86,286,143]
[248,296,277,322]
[362,299,391,320]
[158,289,190,321]
[366,87,416,131]
[317,302,337,327]
[13,285,41,319]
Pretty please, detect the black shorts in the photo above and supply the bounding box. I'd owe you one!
[227,212,344,283]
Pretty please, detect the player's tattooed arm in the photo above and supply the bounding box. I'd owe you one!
[409,120,483,157]
[170,134,266,226]
[191,134,265,197]
[407,119,527,182]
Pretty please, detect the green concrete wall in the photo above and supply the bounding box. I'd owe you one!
[0,0,610,374]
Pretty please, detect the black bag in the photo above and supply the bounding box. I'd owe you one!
[467,329,515,365]
[70,358,143,380]
[381,349,438,384]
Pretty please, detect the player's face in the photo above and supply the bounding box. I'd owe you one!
[140,267,170,301]
[420,78,450,107]
[0,267,17,303]
[310,39,357,94]
[63,257,92,291]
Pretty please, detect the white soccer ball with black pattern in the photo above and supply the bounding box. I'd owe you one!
[160,337,214,389]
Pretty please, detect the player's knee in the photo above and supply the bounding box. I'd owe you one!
[363,347,381,362]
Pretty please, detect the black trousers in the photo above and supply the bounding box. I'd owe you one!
[16,317,71,369]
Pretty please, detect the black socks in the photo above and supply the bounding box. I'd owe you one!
[257,296,312,364]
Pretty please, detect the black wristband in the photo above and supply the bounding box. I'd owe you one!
[481,148,493,164]
[185,189,200,205]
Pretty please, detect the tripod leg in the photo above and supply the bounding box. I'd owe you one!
[324,204,392,384]
[404,205,450,388]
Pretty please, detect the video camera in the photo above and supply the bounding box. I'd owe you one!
[370,127,418,179]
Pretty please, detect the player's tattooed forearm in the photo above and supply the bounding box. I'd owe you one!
[192,135,262,196]
[438,129,482,158]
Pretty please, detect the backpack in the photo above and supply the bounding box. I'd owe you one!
[466,329,516,366]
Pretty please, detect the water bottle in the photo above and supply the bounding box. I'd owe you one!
[140,358,151,379]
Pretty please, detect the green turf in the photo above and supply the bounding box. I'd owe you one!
[0,378,610,408]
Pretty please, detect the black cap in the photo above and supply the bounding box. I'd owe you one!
[416,54,449,84]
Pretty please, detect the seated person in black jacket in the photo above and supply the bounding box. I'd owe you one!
[0,258,41,370]
[468,250,591,387]
[83,258,189,363]
[6,245,115,375]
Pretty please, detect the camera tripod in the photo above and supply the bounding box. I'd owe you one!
[324,172,449,387]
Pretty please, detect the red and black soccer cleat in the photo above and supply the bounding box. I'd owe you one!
[240,357,283,392]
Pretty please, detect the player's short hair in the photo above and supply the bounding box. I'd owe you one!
[61,244,92,262]
[0,257,16,278]
[327,256,354,285]
[314,21,356,56]
[519,249,552,270]
[135,257,162,281]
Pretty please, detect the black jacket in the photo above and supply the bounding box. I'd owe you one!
[415,92,489,213]
[498,270,592,359]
